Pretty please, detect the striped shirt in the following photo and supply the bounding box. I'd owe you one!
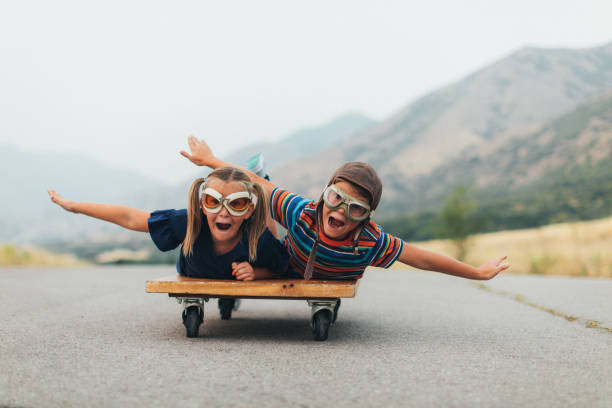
[270,188,404,280]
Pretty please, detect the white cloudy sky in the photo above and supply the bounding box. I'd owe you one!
[1,0,612,183]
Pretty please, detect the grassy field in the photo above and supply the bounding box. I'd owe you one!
[0,244,88,267]
[405,216,612,278]
[3,216,612,276]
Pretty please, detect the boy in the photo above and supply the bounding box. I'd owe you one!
[181,136,509,281]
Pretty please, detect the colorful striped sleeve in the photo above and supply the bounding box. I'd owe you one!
[369,230,404,268]
[269,188,310,230]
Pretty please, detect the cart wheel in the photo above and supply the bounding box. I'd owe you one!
[332,299,341,323]
[312,310,332,341]
[183,306,203,338]
[218,298,235,320]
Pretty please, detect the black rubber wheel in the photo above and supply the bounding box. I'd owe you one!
[183,306,202,338]
[332,299,341,323]
[218,298,235,320]
[312,310,332,341]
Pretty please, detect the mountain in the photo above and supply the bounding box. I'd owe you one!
[0,145,175,242]
[379,90,612,239]
[270,42,612,203]
[226,112,375,173]
[420,90,612,200]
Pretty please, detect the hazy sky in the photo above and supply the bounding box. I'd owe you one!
[2,0,612,183]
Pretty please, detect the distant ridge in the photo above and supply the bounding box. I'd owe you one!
[271,42,612,201]
[226,112,375,173]
[0,144,171,242]
[377,89,612,241]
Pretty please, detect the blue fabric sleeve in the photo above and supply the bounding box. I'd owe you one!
[148,209,188,252]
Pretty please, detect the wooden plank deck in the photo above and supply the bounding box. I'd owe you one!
[146,276,359,299]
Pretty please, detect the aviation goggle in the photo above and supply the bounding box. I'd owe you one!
[322,184,371,222]
[200,187,256,216]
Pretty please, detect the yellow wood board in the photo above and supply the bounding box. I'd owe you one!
[146,276,359,299]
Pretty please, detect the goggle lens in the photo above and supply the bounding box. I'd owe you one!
[228,197,250,211]
[203,194,221,209]
[326,190,344,206]
[348,204,368,218]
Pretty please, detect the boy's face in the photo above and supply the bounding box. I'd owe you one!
[321,180,369,240]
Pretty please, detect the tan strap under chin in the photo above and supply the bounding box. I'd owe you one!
[304,203,324,280]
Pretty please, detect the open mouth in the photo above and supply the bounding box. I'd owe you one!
[328,215,345,229]
[216,222,232,231]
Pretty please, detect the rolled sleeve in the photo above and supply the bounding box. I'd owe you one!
[269,188,309,229]
[147,209,188,252]
[370,232,404,268]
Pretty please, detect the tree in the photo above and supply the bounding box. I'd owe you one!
[439,186,477,261]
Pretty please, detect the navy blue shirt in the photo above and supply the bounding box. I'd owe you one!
[148,209,288,279]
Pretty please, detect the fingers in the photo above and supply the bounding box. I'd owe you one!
[235,270,254,280]
[180,150,193,160]
[496,255,508,265]
[478,256,510,280]
[496,255,510,271]
[232,262,254,281]
[47,189,59,203]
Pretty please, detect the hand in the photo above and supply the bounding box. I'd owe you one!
[180,135,215,167]
[232,262,255,281]
[47,189,77,213]
[476,256,510,280]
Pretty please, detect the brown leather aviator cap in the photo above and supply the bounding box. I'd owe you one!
[326,162,383,210]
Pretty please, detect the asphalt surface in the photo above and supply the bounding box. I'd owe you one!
[1,266,611,408]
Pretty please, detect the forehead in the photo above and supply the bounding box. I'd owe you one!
[334,181,368,203]
[205,178,248,195]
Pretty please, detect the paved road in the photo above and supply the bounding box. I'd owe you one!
[1,266,610,407]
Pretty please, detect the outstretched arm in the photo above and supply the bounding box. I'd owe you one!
[180,136,278,197]
[48,190,150,232]
[397,242,509,280]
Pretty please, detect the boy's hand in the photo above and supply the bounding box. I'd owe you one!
[180,136,215,167]
[47,189,77,213]
[232,262,255,281]
[476,256,509,280]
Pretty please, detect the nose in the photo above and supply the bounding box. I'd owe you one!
[218,205,231,217]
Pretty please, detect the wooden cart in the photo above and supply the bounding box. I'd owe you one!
[146,276,359,341]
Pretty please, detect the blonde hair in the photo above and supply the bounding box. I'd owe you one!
[182,166,269,263]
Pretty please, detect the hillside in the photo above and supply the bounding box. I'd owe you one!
[0,145,176,242]
[226,112,375,173]
[270,42,612,201]
[379,90,612,239]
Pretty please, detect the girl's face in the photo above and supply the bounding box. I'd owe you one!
[202,179,254,245]
[321,180,370,240]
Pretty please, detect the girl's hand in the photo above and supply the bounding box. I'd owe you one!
[232,262,255,281]
[47,189,77,213]
[476,256,510,280]
[180,136,216,167]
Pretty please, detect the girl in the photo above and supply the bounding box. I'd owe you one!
[48,166,288,281]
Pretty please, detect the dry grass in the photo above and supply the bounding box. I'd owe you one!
[0,244,89,267]
[406,216,612,277]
